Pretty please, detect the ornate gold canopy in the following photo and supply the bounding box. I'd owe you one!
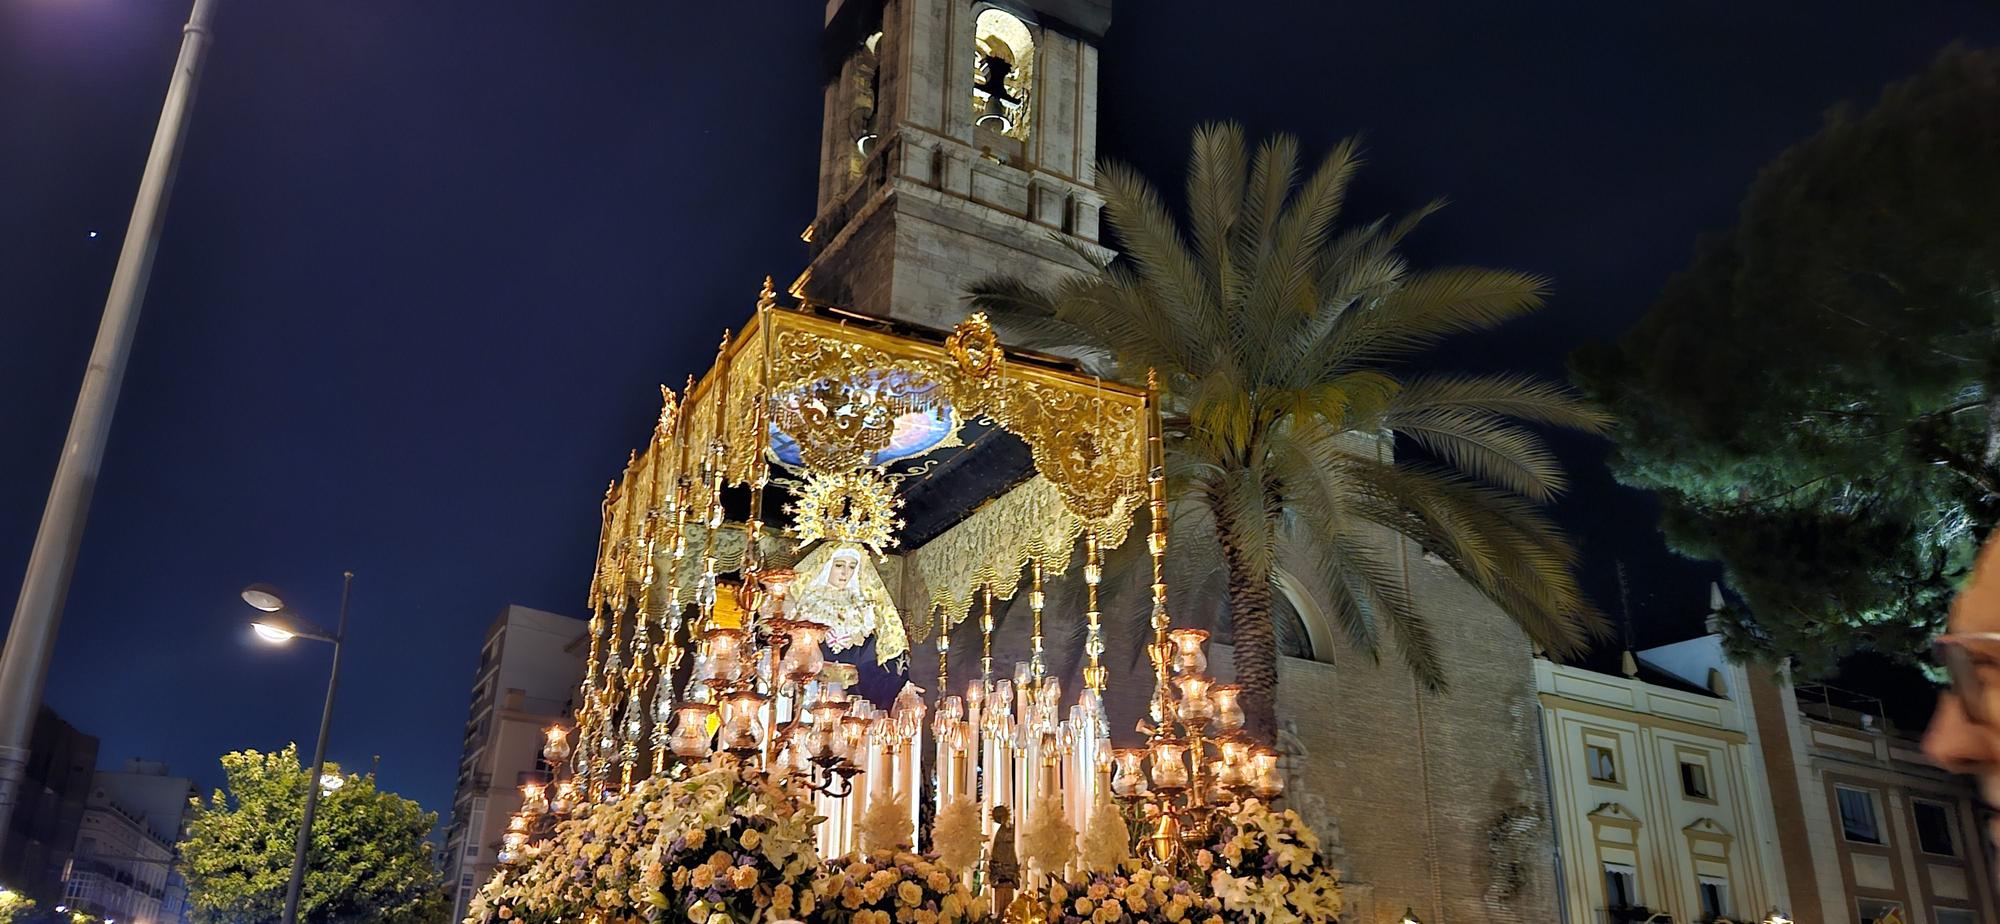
[588,284,1154,624]
[570,280,1173,792]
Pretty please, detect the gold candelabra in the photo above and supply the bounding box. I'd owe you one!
[1111,627,1284,865]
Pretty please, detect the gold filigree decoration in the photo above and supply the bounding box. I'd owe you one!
[1003,378,1147,521]
[721,331,765,484]
[910,475,1135,632]
[767,327,954,474]
[947,313,1005,379]
[770,377,900,472]
[784,468,906,557]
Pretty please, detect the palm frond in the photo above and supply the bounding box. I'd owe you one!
[1186,122,1247,280]
[1389,409,1569,501]
[1098,163,1219,370]
[1233,135,1301,275]
[1383,374,1615,434]
[1348,266,1550,358]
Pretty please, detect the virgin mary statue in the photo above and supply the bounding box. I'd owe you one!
[781,543,907,665]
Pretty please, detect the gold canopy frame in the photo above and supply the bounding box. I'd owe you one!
[571,280,1172,793]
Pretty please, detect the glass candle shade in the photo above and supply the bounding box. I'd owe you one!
[1208,685,1245,732]
[550,781,576,814]
[1168,628,1209,674]
[892,686,926,741]
[721,692,766,752]
[671,704,716,759]
[543,725,572,762]
[1149,741,1190,791]
[839,716,871,760]
[778,624,827,682]
[1251,748,1284,798]
[1176,676,1216,727]
[1110,749,1149,798]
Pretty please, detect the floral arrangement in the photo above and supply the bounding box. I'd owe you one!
[466,765,1344,924]
[468,775,673,924]
[1044,862,1224,924]
[811,848,978,924]
[650,766,827,923]
[1201,799,1343,923]
[929,797,984,874]
[467,766,824,924]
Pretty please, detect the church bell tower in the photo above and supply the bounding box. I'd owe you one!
[799,0,1114,329]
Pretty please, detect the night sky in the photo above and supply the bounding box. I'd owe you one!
[5,1,1998,819]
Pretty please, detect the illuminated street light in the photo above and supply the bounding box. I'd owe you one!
[242,574,353,924]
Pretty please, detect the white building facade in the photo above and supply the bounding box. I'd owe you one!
[1537,635,1791,924]
[65,785,175,924]
[443,605,586,923]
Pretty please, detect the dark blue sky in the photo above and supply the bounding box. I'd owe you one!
[4,1,1997,817]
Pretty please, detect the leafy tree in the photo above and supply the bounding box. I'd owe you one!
[181,746,447,924]
[0,886,34,924]
[971,123,1609,738]
[1573,47,2000,674]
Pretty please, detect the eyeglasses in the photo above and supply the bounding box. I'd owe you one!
[1932,633,2000,724]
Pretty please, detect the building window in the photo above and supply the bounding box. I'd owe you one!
[1937,908,1977,924]
[1837,786,1882,844]
[1913,800,1958,856]
[1586,744,1619,783]
[1858,899,1903,924]
[1680,761,1711,799]
[1603,863,1638,910]
[1697,876,1728,922]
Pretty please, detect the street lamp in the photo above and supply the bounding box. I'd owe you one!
[0,0,225,853]
[244,574,351,924]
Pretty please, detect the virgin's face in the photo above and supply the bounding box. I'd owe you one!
[828,557,857,588]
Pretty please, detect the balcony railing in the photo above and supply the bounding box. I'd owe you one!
[1796,682,1892,734]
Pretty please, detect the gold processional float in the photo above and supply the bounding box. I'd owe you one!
[482,283,1338,924]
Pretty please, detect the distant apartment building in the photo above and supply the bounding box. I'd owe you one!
[0,706,98,911]
[88,760,198,924]
[443,605,585,922]
[64,784,174,924]
[1748,671,1997,924]
[1537,632,1792,924]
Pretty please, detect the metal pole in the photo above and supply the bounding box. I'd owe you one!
[282,572,350,924]
[0,0,222,846]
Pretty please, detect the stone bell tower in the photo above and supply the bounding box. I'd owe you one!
[798,0,1115,329]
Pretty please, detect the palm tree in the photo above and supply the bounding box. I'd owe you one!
[969,123,1610,741]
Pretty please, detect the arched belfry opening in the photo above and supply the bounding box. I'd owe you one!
[972,7,1035,141]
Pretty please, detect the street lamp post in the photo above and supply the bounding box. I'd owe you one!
[0,0,223,852]
[243,574,352,924]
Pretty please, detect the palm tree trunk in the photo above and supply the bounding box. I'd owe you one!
[1217,513,1279,744]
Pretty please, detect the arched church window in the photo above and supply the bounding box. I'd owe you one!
[971,8,1033,141]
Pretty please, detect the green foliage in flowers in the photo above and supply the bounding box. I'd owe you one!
[1572,47,2000,674]
[180,746,448,924]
